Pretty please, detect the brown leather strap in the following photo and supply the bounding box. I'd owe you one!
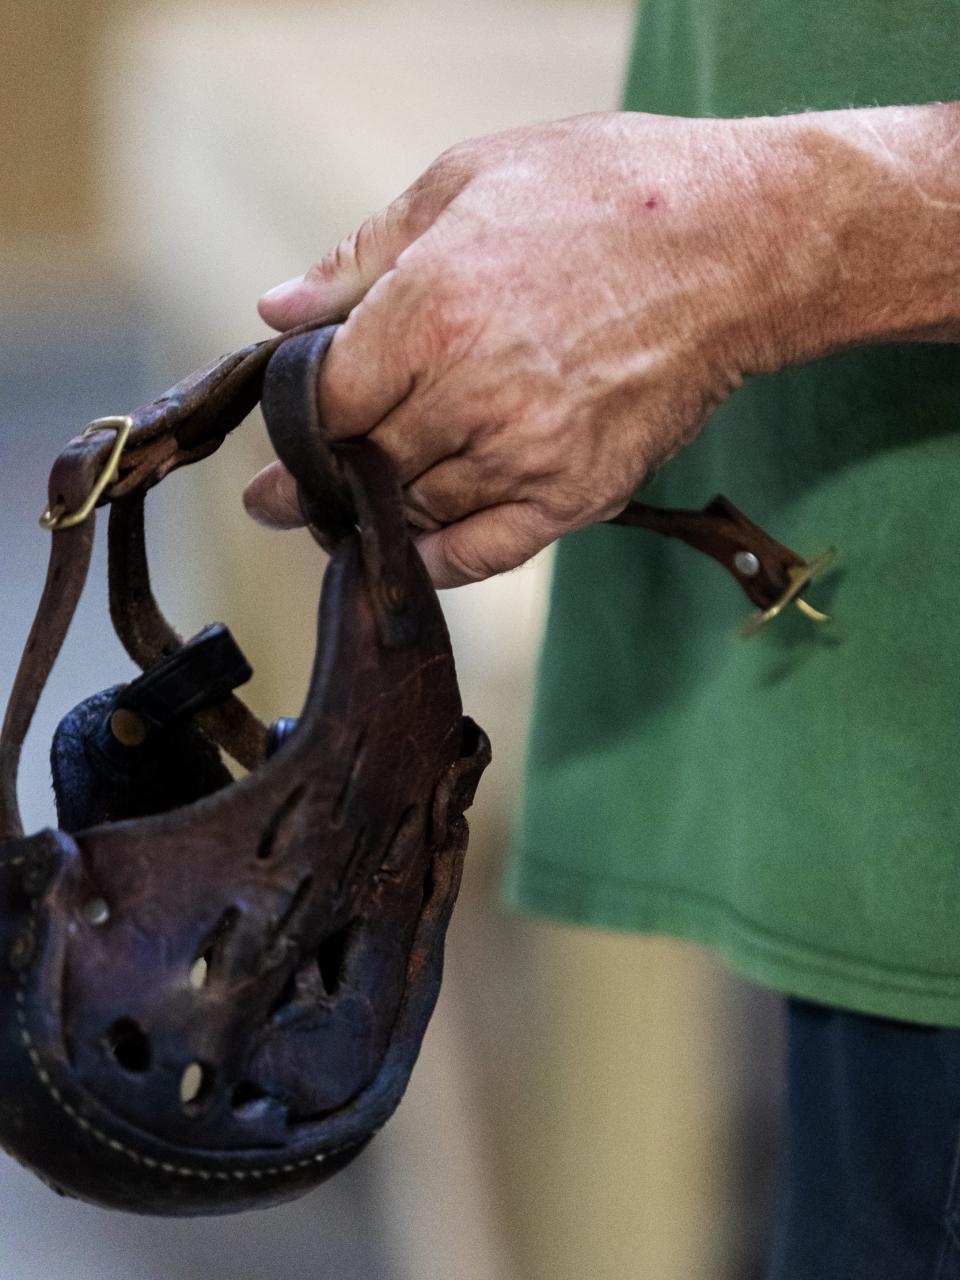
[609,493,808,611]
[107,494,180,663]
[108,496,269,770]
[0,451,100,840]
[261,328,420,648]
[0,325,330,835]
[259,326,356,550]
[50,321,330,519]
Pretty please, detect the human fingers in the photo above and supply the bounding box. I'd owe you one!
[403,453,510,527]
[241,455,489,538]
[241,458,451,534]
[242,448,496,534]
[246,256,429,530]
[242,314,482,532]
[258,207,414,332]
[313,249,488,448]
[243,461,304,529]
[258,152,474,332]
[413,502,560,589]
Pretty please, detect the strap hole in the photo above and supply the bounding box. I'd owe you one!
[107,1019,151,1073]
[231,1082,272,1118]
[180,1062,213,1108]
[191,906,241,983]
[317,920,358,996]
[82,898,111,927]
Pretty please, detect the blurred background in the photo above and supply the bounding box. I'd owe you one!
[0,2,784,1276]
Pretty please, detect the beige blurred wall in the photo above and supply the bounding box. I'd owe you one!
[0,1,100,242]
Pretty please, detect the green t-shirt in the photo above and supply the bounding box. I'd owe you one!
[506,0,960,1024]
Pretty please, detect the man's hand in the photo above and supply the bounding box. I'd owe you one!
[244,107,960,586]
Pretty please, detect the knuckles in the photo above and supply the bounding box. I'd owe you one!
[393,253,489,372]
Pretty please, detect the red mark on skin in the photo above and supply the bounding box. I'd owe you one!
[643,193,662,210]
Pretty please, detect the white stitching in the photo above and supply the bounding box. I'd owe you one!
[14,898,332,1185]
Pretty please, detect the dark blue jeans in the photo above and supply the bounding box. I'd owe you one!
[767,998,960,1280]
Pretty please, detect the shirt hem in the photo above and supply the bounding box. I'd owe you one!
[505,854,960,1028]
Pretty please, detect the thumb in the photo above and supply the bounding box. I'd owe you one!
[243,460,303,529]
[258,156,468,332]
[258,204,414,330]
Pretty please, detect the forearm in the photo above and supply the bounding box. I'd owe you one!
[748,102,960,363]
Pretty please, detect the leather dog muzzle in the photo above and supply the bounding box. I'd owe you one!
[0,325,489,1215]
[0,322,830,1216]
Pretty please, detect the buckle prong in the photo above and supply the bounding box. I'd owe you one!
[39,416,134,532]
[740,547,837,638]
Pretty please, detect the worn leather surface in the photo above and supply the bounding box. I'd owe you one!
[0,325,490,1215]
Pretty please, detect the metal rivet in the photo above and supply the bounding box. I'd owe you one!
[110,709,147,748]
[733,550,760,578]
[8,928,36,971]
[82,898,110,927]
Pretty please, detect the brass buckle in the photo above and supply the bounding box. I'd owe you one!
[740,547,837,638]
[39,416,134,532]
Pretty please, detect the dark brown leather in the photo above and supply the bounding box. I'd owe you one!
[0,324,489,1214]
[0,320,826,1217]
[609,493,813,612]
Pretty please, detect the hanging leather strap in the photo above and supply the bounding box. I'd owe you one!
[107,494,269,770]
[0,451,99,841]
[0,323,327,841]
[262,327,423,649]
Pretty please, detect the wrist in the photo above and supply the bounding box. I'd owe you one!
[743,104,960,368]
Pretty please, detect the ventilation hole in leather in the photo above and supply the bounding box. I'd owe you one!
[192,906,241,983]
[264,876,316,981]
[107,1019,151,1073]
[180,1062,213,1109]
[268,969,300,1019]
[273,875,314,939]
[257,785,307,860]
[317,921,357,996]
[231,1081,270,1115]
